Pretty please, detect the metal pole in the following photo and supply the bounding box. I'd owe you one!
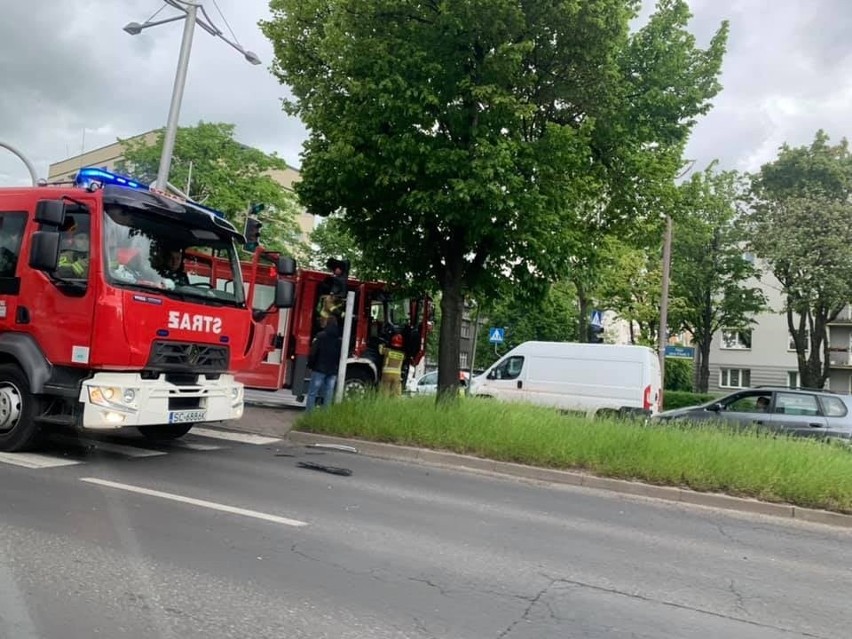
[658,215,674,394]
[467,302,482,395]
[155,1,199,190]
[334,291,356,403]
[0,141,39,186]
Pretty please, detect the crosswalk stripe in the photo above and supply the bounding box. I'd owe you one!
[170,441,223,452]
[0,452,80,469]
[191,427,280,445]
[83,440,167,459]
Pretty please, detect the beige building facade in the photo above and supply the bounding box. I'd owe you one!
[47,131,314,241]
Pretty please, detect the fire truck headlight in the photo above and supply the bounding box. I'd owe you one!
[89,386,137,409]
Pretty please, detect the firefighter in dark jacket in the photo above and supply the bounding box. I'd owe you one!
[306,316,342,410]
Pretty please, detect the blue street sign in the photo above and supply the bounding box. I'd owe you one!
[665,345,695,359]
[590,310,603,328]
[488,327,505,344]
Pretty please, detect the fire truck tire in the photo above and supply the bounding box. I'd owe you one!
[344,368,376,396]
[137,423,194,441]
[0,364,43,452]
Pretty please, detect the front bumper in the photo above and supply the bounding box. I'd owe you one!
[79,372,244,430]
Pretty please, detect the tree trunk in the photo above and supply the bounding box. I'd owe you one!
[437,263,465,401]
[576,281,589,343]
[696,338,711,393]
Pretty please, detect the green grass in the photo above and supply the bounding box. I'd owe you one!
[296,396,852,513]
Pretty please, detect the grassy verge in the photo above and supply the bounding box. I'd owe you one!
[296,396,852,513]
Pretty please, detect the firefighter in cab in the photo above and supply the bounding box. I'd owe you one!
[318,258,349,326]
[57,218,89,278]
[379,333,406,396]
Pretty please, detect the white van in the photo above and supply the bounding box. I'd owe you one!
[468,341,662,416]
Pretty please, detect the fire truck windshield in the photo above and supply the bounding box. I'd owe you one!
[103,205,246,307]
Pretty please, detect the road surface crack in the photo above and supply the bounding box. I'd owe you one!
[289,543,391,584]
[540,575,826,639]
[496,579,557,638]
[728,578,748,616]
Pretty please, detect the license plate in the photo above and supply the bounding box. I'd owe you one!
[168,409,206,424]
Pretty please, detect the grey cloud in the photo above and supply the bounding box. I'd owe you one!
[2,1,852,186]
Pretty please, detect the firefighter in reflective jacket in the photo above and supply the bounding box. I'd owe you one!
[58,229,89,278]
[379,333,406,396]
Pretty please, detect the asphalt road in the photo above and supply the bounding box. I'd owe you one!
[0,418,850,639]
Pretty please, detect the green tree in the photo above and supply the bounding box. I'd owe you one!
[750,131,852,388]
[597,237,666,346]
[263,0,728,397]
[670,166,765,393]
[471,282,579,370]
[118,122,302,255]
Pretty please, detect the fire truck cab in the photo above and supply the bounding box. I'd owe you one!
[237,252,431,399]
[0,168,293,451]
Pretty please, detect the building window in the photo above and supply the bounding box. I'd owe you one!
[788,332,809,352]
[787,371,799,389]
[721,329,752,350]
[461,321,471,339]
[720,368,751,389]
[459,351,469,369]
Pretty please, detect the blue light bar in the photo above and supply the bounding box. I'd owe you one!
[74,167,227,219]
[75,167,147,190]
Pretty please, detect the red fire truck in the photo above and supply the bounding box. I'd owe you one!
[237,251,432,399]
[0,167,293,451]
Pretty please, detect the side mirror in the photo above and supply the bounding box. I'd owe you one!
[29,231,60,271]
[277,255,296,276]
[274,280,295,309]
[486,369,496,380]
[35,200,66,227]
[708,402,723,412]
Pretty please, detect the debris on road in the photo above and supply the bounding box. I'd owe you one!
[297,461,353,476]
[307,443,359,454]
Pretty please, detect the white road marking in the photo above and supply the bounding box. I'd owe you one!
[80,478,308,527]
[170,441,224,452]
[83,441,167,459]
[191,427,280,445]
[0,452,80,469]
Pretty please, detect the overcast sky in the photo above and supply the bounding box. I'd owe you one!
[2,1,851,186]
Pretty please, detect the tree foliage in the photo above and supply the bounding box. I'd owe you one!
[263,0,728,396]
[749,131,852,388]
[118,122,302,255]
[669,166,765,392]
[597,237,668,346]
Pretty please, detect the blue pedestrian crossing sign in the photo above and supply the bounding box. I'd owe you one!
[590,310,604,328]
[488,327,505,344]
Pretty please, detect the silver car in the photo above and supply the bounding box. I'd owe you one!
[654,387,852,441]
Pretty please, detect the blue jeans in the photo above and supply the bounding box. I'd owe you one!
[306,371,338,411]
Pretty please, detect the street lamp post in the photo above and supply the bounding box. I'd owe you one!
[0,141,39,186]
[156,0,199,191]
[123,0,261,190]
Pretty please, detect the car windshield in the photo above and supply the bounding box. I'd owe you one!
[103,205,245,307]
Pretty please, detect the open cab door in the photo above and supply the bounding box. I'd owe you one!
[236,250,296,390]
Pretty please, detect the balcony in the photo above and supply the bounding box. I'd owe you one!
[829,348,852,368]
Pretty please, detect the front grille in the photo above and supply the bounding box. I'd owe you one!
[147,341,229,373]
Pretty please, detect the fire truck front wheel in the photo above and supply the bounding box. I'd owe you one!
[344,368,376,397]
[137,423,194,441]
[0,364,43,452]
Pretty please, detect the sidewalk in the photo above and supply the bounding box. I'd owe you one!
[221,403,302,439]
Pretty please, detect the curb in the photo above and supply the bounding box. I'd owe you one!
[286,431,852,529]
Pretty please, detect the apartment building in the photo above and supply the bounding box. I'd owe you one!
[47,131,315,242]
[706,261,852,394]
